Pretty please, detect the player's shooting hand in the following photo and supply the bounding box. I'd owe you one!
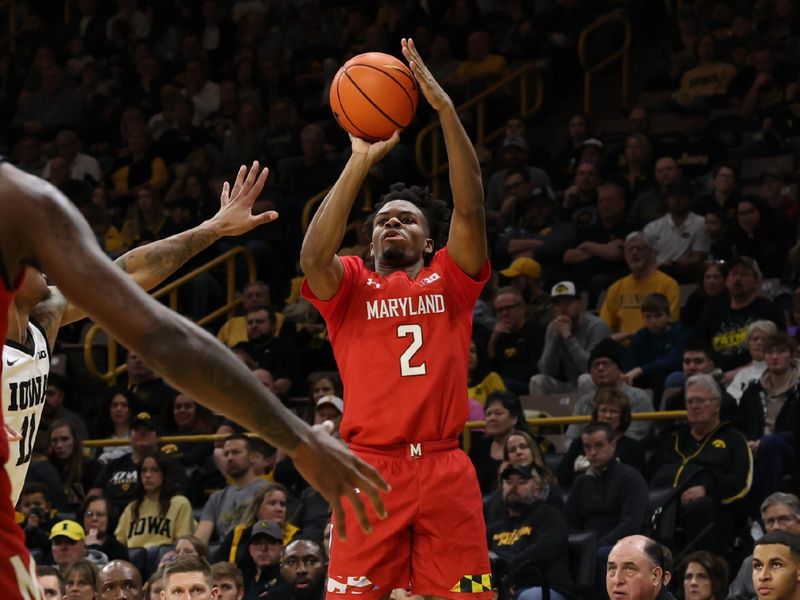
[292,427,390,541]
[401,38,451,112]
[210,161,278,236]
[349,131,401,164]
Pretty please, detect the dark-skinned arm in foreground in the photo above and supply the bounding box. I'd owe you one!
[0,160,388,539]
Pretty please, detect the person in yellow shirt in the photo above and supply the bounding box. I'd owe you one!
[674,34,737,106]
[217,281,284,347]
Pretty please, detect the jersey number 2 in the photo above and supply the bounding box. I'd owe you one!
[397,324,427,376]
[16,415,36,466]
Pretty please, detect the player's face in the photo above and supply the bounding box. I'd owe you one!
[370,200,433,268]
[257,490,287,524]
[753,544,800,599]
[281,541,326,591]
[505,434,533,465]
[162,573,218,600]
[98,563,143,600]
[38,575,61,599]
[50,425,75,460]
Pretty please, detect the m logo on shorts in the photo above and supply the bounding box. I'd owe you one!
[410,443,422,458]
[327,576,379,594]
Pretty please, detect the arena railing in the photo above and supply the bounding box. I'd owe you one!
[578,9,632,115]
[82,246,256,384]
[301,180,375,233]
[414,62,544,198]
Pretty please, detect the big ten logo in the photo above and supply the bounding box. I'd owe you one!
[417,272,441,287]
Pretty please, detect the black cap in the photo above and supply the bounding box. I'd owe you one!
[250,520,283,542]
[500,464,534,480]
[588,338,624,370]
[729,255,762,278]
[130,412,157,430]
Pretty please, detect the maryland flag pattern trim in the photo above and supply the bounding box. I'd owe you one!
[450,574,494,593]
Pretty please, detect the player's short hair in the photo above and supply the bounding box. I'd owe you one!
[641,293,670,316]
[163,555,213,587]
[755,531,800,560]
[371,183,450,261]
[211,561,244,589]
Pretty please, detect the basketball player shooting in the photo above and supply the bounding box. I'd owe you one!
[0,160,387,599]
[300,39,493,599]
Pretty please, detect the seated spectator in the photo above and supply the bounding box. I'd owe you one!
[48,520,108,571]
[606,535,673,600]
[194,434,268,545]
[738,333,800,516]
[553,113,590,187]
[468,337,506,410]
[558,388,645,487]
[157,95,209,167]
[19,482,56,555]
[611,133,653,205]
[161,555,218,600]
[313,395,343,437]
[174,535,210,562]
[727,492,800,600]
[307,371,342,406]
[143,566,165,599]
[109,125,168,197]
[681,259,729,330]
[627,156,681,229]
[36,564,64,599]
[277,123,340,205]
[565,422,649,558]
[530,280,611,395]
[496,257,553,327]
[622,293,689,392]
[212,562,246,600]
[123,350,177,416]
[726,196,792,279]
[677,551,729,600]
[559,160,600,227]
[220,100,267,174]
[693,256,786,375]
[236,306,300,397]
[239,521,285,599]
[727,320,777,402]
[120,186,168,246]
[41,375,89,441]
[42,129,102,184]
[115,451,194,550]
[563,182,631,303]
[48,418,101,512]
[486,464,571,600]
[600,232,680,345]
[667,102,725,183]
[644,179,710,282]
[565,339,655,446]
[280,539,328,600]
[469,391,530,494]
[649,374,751,552]
[63,559,99,599]
[92,387,134,464]
[159,393,216,466]
[694,164,740,224]
[12,63,85,138]
[674,33,737,107]
[80,495,128,562]
[488,286,545,393]
[183,58,220,124]
[448,30,508,94]
[217,281,273,348]
[759,169,798,223]
[97,560,144,599]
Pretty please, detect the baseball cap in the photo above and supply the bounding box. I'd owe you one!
[499,257,541,280]
[729,256,762,278]
[50,520,85,542]
[502,135,528,150]
[500,464,534,480]
[316,395,343,414]
[131,412,157,430]
[581,138,604,149]
[588,338,624,370]
[551,281,577,298]
[250,521,283,542]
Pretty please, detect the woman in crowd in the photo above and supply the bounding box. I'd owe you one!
[63,559,99,600]
[469,391,531,494]
[681,259,729,330]
[614,132,652,204]
[557,387,644,486]
[48,419,102,511]
[679,550,729,600]
[81,494,128,561]
[159,394,216,466]
[728,195,791,278]
[726,320,777,401]
[214,482,298,564]
[92,387,134,464]
[553,113,590,186]
[174,535,209,561]
[115,451,193,550]
[120,184,167,244]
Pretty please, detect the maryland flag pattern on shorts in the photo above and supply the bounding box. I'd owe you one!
[450,574,493,593]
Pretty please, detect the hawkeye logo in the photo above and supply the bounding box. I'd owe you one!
[712,439,726,449]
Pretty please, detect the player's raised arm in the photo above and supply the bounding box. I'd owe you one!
[300,132,399,300]
[401,38,487,278]
[4,163,388,539]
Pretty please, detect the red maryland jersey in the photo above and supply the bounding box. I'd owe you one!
[303,248,489,446]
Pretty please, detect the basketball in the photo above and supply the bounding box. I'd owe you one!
[330,52,419,142]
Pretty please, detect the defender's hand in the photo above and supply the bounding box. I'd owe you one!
[209,161,278,236]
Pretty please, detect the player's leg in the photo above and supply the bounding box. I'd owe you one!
[411,449,493,600]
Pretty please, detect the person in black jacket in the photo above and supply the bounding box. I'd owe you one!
[649,374,752,553]
[487,464,571,600]
[737,333,800,518]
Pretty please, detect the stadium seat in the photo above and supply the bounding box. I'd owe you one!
[128,547,148,579]
[647,487,679,546]
[567,531,598,593]
[520,393,579,418]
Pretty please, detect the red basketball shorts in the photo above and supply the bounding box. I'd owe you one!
[326,439,493,600]
[0,467,41,599]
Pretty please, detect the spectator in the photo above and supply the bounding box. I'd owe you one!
[123,351,177,416]
[488,286,545,393]
[46,154,93,206]
[751,531,800,600]
[565,422,649,557]
[19,482,56,555]
[727,196,792,279]
[676,552,728,600]
[530,280,611,395]
[558,387,645,486]
[157,95,209,166]
[41,375,89,441]
[220,100,267,174]
[564,339,656,446]
[448,30,508,94]
[175,535,209,562]
[728,492,800,600]
[693,256,786,374]
[109,126,169,196]
[280,539,327,600]
[183,58,220,124]
[115,451,194,550]
[612,133,653,205]
[560,160,600,226]
[217,281,273,348]
[680,259,729,330]
[240,521,284,599]
[41,129,102,184]
[81,495,128,562]
[727,320,778,402]
[144,566,165,599]
[553,113,590,186]
[278,123,340,206]
[649,374,751,552]
[759,169,798,222]
[644,179,710,281]
[622,293,689,392]
[674,33,737,107]
[486,135,551,220]
[486,464,571,600]
[49,520,108,571]
[628,157,682,229]
[606,535,675,600]
[313,395,343,436]
[120,186,168,245]
[496,257,553,327]
[211,561,245,600]
[63,559,99,600]
[12,63,85,138]
[36,564,64,600]
[601,232,680,344]
[92,387,134,464]
[668,102,724,183]
[161,555,217,600]
[194,434,268,544]
[236,306,300,397]
[97,560,144,600]
[694,164,740,224]
[738,333,800,515]
[48,418,101,511]
[160,393,216,466]
[468,338,506,410]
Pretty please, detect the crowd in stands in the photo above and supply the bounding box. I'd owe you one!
[5,0,800,598]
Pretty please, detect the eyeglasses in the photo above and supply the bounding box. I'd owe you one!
[85,511,107,518]
[764,514,798,528]
[495,303,522,313]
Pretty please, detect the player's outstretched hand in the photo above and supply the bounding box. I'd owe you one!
[209,161,278,237]
[349,130,401,165]
[401,37,451,112]
[293,426,390,540]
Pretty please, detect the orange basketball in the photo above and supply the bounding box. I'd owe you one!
[330,52,418,142]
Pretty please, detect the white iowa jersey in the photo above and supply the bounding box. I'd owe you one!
[2,320,49,505]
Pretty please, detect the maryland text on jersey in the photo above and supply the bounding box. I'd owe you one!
[366,293,446,320]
